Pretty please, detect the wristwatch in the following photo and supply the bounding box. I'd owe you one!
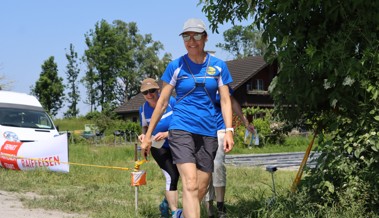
[225,127,234,134]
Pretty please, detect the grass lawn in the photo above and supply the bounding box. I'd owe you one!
[1,116,316,217]
[0,141,299,218]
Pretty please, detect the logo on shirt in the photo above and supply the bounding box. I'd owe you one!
[207,67,216,75]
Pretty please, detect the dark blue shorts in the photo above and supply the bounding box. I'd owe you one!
[168,129,218,173]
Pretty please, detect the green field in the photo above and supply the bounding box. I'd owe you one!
[5,119,359,217]
[1,118,319,217]
[1,135,372,217]
[0,140,300,218]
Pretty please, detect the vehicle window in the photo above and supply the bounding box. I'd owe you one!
[0,108,54,129]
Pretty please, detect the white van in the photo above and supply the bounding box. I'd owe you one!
[0,91,59,142]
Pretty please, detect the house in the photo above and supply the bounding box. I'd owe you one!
[227,56,277,108]
[114,56,277,122]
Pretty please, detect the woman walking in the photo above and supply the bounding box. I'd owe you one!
[141,18,234,218]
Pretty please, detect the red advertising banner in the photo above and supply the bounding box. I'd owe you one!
[0,141,22,170]
[0,134,69,173]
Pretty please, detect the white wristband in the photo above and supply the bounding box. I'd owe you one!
[225,127,234,134]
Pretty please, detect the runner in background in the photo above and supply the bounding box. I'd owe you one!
[204,93,255,218]
[137,78,180,218]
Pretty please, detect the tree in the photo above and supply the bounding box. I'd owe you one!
[0,64,14,90]
[83,19,170,113]
[64,44,80,118]
[216,25,266,59]
[31,56,65,116]
[81,58,97,113]
[0,76,13,90]
[201,0,379,213]
[111,20,171,104]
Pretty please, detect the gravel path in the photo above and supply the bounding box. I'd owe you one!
[0,190,87,218]
[225,151,320,169]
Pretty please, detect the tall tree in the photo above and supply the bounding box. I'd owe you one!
[84,20,117,113]
[81,58,97,113]
[31,56,65,116]
[83,20,170,112]
[111,20,170,104]
[216,25,266,59]
[64,44,80,118]
[201,0,379,212]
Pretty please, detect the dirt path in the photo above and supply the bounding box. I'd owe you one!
[0,190,87,218]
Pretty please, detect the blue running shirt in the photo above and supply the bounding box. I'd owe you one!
[139,96,176,149]
[161,54,233,137]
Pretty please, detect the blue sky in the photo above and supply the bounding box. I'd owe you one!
[0,0,250,117]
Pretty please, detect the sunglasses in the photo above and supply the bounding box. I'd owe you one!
[142,89,157,95]
[182,33,204,42]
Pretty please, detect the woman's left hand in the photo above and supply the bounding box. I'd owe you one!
[153,131,168,141]
[246,124,255,133]
[223,131,234,153]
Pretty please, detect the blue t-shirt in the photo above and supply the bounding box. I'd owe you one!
[161,53,233,137]
[139,96,176,149]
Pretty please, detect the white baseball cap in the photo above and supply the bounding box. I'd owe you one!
[179,18,207,35]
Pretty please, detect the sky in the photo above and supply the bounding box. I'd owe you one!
[0,0,250,117]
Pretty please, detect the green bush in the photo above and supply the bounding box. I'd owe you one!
[55,113,141,145]
[299,115,379,214]
[233,125,247,149]
[54,117,90,131]
[84,111,102,120]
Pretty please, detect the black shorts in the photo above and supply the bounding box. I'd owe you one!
[168,129,218,173]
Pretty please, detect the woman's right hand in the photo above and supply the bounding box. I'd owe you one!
[141,136,152,160]
[138,134,145,143]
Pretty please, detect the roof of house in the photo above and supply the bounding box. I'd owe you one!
[114,56,267,114]
[227,56,267,90]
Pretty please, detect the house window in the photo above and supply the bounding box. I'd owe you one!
[256,79,264,90]
[247,79,264,91]
[132,116,138,123]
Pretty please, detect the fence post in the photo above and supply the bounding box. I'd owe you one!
[134,143,138,213]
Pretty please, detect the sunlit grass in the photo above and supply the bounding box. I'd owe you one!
[0,142,298,217]
[1,139,370,217]
[5,118,364,217]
